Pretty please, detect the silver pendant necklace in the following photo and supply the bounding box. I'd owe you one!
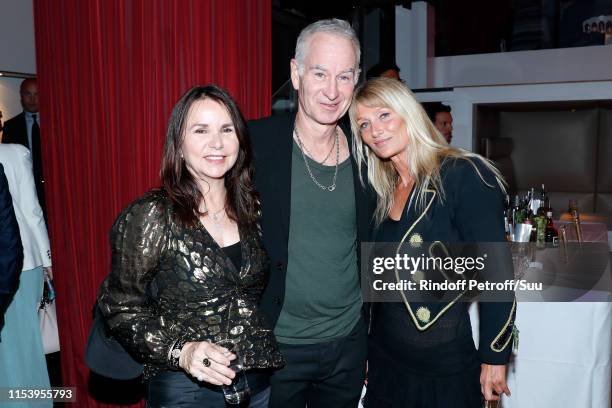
[294,125,340,192]
[209,207,225,222]
[204,205,226,246]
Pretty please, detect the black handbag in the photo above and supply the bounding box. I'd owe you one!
[84,303,143,380]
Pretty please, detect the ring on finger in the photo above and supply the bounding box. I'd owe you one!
[203,357,211,367]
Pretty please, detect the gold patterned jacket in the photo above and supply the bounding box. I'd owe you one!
[98,190,284,379]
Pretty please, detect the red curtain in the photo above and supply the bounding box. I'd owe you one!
[32,1,271,405]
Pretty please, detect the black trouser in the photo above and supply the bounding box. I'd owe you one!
[147,371,271,408]
[269,317,367,408]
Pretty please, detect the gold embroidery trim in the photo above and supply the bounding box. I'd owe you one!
[428,240,474,288]
[428,241,454,282]
[490,299,517,353]
[395,189,469,331]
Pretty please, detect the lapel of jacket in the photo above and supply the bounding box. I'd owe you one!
[394,188,466,331]
[397,188,437,328]
[397,188,437,263]
[277,113,295,260]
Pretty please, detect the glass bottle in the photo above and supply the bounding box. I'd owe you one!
[534,215,547,249]
[537,184,549,216]
[545,211,559,247]
[512,195,525,225]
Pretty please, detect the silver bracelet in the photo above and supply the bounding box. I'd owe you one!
[168,338,187,368]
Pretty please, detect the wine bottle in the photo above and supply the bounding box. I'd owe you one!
[545,211,559,247]
[537,184,549,216]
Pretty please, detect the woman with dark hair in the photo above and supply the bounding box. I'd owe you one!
[98,85,283,408]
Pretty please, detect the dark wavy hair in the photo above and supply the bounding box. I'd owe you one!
[160,85,259,229]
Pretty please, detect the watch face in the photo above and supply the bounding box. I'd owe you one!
[172,348,181,359]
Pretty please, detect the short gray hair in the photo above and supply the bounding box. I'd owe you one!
[295,19,361,74]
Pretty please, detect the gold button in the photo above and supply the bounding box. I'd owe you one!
[412,270,425,283]
[416,306,431,323]
[409,233,423,248]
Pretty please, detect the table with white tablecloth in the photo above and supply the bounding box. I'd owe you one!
[473,221,612,408]
[501,302,611,408]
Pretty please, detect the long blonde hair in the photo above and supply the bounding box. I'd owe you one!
[348,77,506,226]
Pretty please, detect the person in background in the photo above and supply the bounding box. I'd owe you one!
[0,163,23,335]
[2,78,62,388]
[2,79,46,216]
[0,144,52,403]
[249,18,370,408]
[366,61,401,81]
[350,77,516,408]
[424,101,454,144]
[98,85,283,408]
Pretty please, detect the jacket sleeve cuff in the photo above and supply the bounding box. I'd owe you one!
[478,346,512,365]
[478,300,517,365]
[42,248,51,267]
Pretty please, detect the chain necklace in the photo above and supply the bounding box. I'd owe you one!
[294,125,340,192]
[208,207,225,222]
[299,129,337,165]
[203,204,226,246]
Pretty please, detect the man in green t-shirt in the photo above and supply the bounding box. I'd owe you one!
[249,18,370,408]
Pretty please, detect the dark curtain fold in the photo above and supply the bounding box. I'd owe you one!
[32,1,271,405]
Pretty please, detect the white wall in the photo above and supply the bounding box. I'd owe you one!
[415,81,612,152]
[395,3,434,89]
[0,0,36,74]
[430,45,612,88]
[0,0,36,131]
[0,77,27,125]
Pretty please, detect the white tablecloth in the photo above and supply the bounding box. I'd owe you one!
[470,248,612,408]
[468,302,612,408]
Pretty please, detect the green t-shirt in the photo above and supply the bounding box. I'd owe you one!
[274,141,362,344]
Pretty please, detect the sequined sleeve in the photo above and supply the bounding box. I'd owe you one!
[97,192,174,367]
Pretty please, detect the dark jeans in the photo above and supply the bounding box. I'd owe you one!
[269,317,367,408]
[147,370,270,408]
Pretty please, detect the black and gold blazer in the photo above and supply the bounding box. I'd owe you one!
[372,157,516,365]
[98,190,284,379]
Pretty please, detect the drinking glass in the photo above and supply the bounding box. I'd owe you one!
[216,340,250,405]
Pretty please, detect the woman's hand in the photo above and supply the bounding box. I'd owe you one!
[43,266,53,280]
[480,363,511,402]
[179,341,236,385]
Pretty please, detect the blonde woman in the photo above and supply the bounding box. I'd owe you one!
[349,77,516,408]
